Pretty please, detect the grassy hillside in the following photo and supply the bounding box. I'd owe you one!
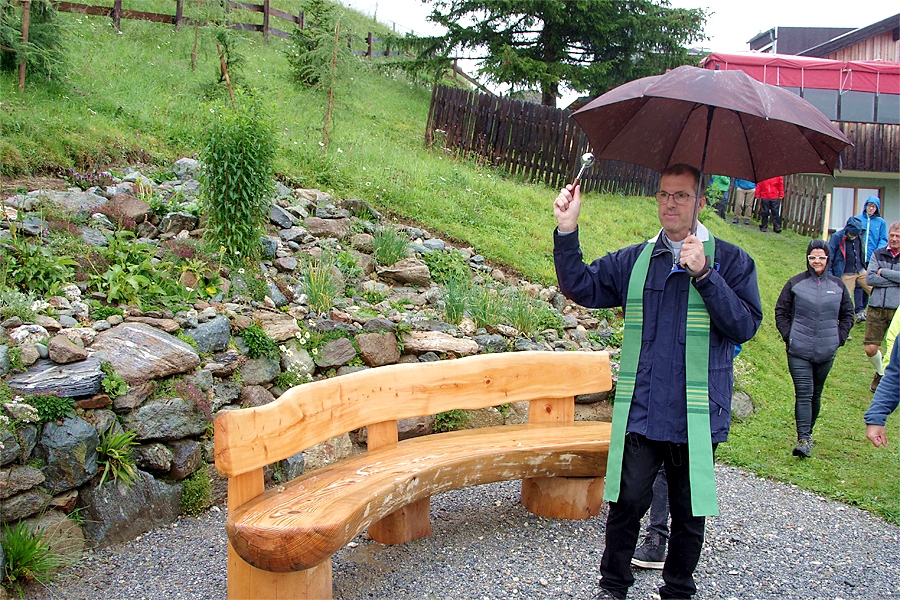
[1,3,898,524]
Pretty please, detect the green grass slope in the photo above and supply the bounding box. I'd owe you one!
[1,4,897,524]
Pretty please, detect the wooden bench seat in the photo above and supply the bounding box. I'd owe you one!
[214,351,612,600]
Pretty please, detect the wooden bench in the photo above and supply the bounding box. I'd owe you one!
[214,350,613,600]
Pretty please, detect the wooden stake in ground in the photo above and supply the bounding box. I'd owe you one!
[322,19,340,150]
[18,0,31,93]
[191,0,201,71]
[217,43,235,105]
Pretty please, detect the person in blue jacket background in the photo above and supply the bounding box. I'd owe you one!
[853,196,888,322]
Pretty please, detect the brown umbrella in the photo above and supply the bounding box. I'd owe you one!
[571,65,852,233]
[572,65,851,183]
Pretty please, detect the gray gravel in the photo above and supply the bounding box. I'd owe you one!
[23,465,900,600]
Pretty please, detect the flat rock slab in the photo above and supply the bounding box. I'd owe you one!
[6,358,104,398]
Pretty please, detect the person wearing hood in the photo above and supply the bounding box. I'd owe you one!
[852,196,888,322]
[775,239,854,457]
[856,196,888,264]
[828,215,872,312]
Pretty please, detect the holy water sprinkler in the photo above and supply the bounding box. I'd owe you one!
[573,152,595,187]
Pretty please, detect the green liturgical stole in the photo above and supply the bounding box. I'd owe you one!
[603,237,719,517]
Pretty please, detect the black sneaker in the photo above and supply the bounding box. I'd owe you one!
[732,218,739,224]
[856,311,867,323]
[592,588,625,600]
[792,438,811,458]
[631,532,666,569]
[871,373,883,392]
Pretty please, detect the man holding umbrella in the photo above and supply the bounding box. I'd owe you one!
[553,164,762,600]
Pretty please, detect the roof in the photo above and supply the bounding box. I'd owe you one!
[700,52,900,95]
[798,13,900,57]
[748,27,854,55]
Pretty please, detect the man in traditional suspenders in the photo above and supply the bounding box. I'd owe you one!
[552,164,763,600]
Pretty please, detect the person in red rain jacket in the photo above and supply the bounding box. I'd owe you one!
[756,176,784,233]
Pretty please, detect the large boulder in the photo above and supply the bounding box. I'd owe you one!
[91,323,200,384]
[121,397,209,442]
[77,470,181,547]
[35,416,100,494]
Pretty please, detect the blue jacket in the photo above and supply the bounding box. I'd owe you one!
[855,197,888,263]
[829,216,865,277]
[734,178,756,190]
[553,224,763,444]
[864,341,899,426]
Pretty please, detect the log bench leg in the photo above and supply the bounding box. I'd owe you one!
[228,543,332,600]
[521,476,604,520]
[368,497,431,545]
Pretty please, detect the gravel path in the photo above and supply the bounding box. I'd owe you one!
[23,465,900,600]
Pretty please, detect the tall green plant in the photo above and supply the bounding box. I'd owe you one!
[0,0,67,80]
[199,91,276,265]
[1,521,61,594]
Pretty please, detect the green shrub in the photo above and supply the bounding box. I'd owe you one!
[303,256,339,314]
[441,276,469,325]
[181,468,212,516]
[468,285,504,330]
[1,521,61,594]
[0,287,36,322]
[100,363,128,399]
[422,250,470,285]
[89,303,123,321]
[433,409,469,433]
[503,290,552,336]
[199,92,276,265]
[4,238,77,295]
[372,226,410,267]
[241,323,278,359]
[96,429,138,488]
[25,394,75,424]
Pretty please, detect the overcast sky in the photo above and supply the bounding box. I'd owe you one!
[340,0,898,102]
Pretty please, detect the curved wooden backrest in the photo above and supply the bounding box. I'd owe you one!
[214,350,611,477]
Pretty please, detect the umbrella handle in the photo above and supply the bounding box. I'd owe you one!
[684,255,711,279]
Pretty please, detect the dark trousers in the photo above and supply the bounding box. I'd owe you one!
[759,199,781,231]
[648,465,670,538]
[599,434,712,599]
[787,354,834,440]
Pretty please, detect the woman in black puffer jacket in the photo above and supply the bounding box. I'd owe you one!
[775,239,855,458]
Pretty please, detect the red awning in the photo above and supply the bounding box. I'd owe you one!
[700,52,900,95]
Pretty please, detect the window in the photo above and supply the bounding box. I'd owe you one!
[876,94,900,124]
[840,91,875,122]
[802,88,838,120]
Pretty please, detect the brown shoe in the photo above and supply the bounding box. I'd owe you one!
[871,373,883,393]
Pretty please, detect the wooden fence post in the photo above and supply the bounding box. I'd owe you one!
[262,0,269,43]
[366,32,373,58]
[175,0,184,28]
[113,0,122,31]
[18,0,31,93]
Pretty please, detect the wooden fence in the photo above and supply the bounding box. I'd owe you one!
[783,174,828,237]
[425,84,660,197]
[53,0,303,40]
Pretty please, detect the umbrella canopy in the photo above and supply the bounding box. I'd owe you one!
[571,65,852,184]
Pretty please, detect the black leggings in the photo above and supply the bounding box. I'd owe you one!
[787,354,835,440]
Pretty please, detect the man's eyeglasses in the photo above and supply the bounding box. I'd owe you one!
[807,255,828,261]
[655,191,696,205]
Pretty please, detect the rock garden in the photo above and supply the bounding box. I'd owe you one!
[0,157,638,590]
